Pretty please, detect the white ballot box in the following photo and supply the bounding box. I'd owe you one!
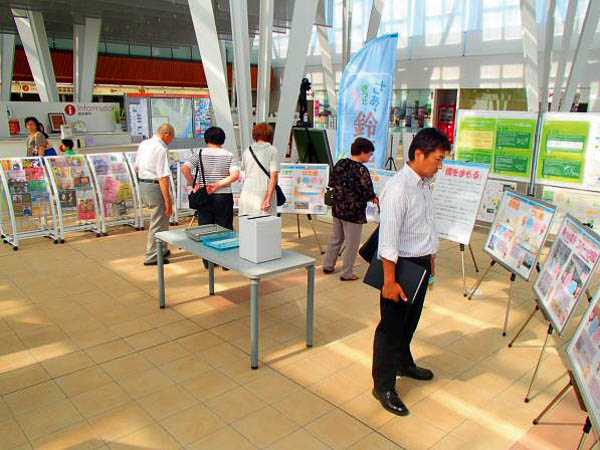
[239,214,282,263]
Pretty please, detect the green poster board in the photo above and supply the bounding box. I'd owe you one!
[536,119,590,184]
[455,111,537,181]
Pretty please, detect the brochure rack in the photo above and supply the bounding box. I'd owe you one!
[87,153,139,234]
[44,155,101,240]
[124,152,145,229]
[169,149,197,225]
[0,157,59,250]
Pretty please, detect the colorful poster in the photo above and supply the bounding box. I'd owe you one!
[77,190,96,220]
[536,113,600,190]
[433,161,490,245]
[277,164,329,215]
[484,191,556,280]
[534,215,600,334]
[193,98,211,138]
[455,111,537,181]
[366,169,395,222]
[477,180,518,222]
[59,189,77,209]
[336,34,398,169]
[542,186,600,233]
[566,291,600,436]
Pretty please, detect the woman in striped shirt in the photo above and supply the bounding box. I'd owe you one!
[182,127,240,231]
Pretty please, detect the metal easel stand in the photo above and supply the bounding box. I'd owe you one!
[384,138,397,171]
[524,323,554,403]
[467,259,517,336]
[508,305,540,348]
[532,378,572,425]
[578,417,593,450]
[459,243,480,297]
[295,213,324,255]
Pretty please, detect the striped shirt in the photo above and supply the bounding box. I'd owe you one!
[378,163,438,261]
[184,147,239,194]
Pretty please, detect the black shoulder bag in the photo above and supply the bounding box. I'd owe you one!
[248,146,286,207]
[188,149,210,209]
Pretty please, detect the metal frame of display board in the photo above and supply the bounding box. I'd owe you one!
[86,153,140,234]
[168,149,197,225]
[124,152,145,230]
[44,155,102,241]
[0,157,60,250]
[467,190,557,336]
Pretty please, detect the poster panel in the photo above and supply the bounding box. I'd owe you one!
[366,168,395,222]
[483,190,556,280]
[477,179,518,223]
[88,154,135,221]
[433,161,489,245]
[534,215,600,334]
[277,164,329,215]
[541,186,600,234]
[566,290,600,435]
[455,110,537,182]
[536,112,600,190]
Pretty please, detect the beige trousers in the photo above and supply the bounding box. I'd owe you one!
[323,218,363,279]
[139,182,169,263]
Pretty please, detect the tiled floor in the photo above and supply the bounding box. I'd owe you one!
[0,216,597,449]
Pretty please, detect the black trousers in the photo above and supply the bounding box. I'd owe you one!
[372,255,432,393]
[196,193,234,230]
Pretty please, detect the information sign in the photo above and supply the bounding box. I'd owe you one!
[277,164,329,215]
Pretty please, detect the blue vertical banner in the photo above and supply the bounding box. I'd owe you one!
[336,33,398,169]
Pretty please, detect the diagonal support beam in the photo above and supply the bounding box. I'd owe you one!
[551,0,578,111]
[365,0,384,43]
[520,0,539,111]
[12,9,58,102]
[560,0,600,112]
[188,0,236,151]
[230,0,253,152]
[256,0,274,122]
[539,0,556,112]
[316,0,337,112]
[74,17,101,103]
[273,0,319,157]
[1,34,15,101]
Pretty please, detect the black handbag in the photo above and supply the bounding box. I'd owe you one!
[359,226,379,262]
[248,146,286,207]
[188,149,210,210]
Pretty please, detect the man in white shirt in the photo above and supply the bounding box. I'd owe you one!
[135,124,175,266]
[372,128,451,416]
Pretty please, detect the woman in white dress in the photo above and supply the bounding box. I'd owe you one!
[238,123,280,216]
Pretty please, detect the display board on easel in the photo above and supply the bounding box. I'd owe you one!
[477,179,518,223]
[534,215,600,335]
[0,157,59,249]
[567,290,600,437]
[541,186,600,233]
[365,168,395,222]
[292,127,334,169]
[277,164,329,215]
[483,191,556,281]
[433,161,489,296]
[168,149,197,224]
[455,110,538,182]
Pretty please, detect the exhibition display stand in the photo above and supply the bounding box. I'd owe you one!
[124,152,146,230]
[432,160,489,296]
[168,149,197,225]
[154,229,316,369]
[44,155,102,241]
[468,191,556,335]
[86,153,139,234]
[0,157,59,250]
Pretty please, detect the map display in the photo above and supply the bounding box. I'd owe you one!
[477,179,518,223]
[484,190,556,280]
[534,215,600,334]
[542,186,600,234]
[151,98,193,139]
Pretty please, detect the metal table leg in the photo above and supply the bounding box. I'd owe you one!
[306,264,315,348]
[250,278,260,369]
[208,262,215,295]
[157,239,165,309]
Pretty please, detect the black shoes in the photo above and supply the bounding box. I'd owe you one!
[144,259,170,266]
[398,365,434,381]
[323,268,334,274]
[372,389,409,416]
[163,249,171,258]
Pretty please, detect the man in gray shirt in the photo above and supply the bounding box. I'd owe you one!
[372,128,451,416]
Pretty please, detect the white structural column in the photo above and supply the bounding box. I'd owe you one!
[560,0,600,112]
[229,0,253,152]
[539,0,556,112]
[365,0,384,43]
[273,0,319,156]
[188,0,236,151]
[256,0,274,122]
[551,0,578,111]
[316,1,337,112]
[12,9,59,102]
[520,0,539,111]
[0,34,15,101]
[74,17,101,103]
[73,24,84,102]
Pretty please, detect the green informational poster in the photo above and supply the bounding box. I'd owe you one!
[455,116,496,165]
[537,120,590,184]
[494,118,536,178]
[455,111,537,181]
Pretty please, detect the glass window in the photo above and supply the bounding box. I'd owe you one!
[172,46,192,60]
[151,47,172,59]
[130,45,151,57]
[106,42,129,55]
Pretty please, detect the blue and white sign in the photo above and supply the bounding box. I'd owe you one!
[336,34,398,169]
